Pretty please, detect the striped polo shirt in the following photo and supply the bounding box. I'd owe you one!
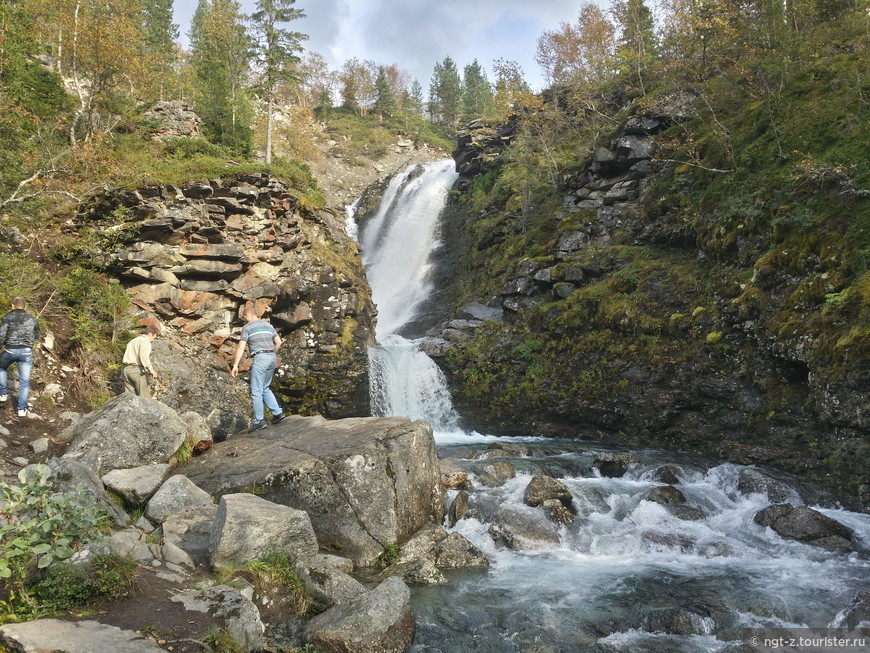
[240,319,277,355]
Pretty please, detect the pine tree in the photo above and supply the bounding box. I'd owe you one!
[250,0,307,164]
[189,0,253,153]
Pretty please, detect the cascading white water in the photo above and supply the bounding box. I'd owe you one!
[357,160,461,431]
[352,159,870,652]
[360,159,458,340]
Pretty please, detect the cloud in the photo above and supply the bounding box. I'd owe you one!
[174,0,596,90]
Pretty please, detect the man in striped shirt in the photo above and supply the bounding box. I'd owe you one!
[230,306,286,431]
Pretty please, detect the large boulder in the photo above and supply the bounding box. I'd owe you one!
[161,504,218,565]
[46,458,130,526]
[60,394,189,473]
[101,464,171,505]
[178,415,444,566]
[304,577,415,653]
[737,468,797,503]
[209,493,319,568]
[296,554,367,609]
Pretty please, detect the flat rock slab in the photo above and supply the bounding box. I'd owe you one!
[0,619,163,653]
[178,414,443,565]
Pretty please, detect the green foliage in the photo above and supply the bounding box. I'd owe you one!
[376,544,399,569]
[461,60,494,122]
[31,552,137,614]
[0,464,109,621]
[59,267,131,350]
[91,134,323,207]
[162,137,233,159]
[0,254,53,311]
[322,108,452,160]
[429,56,462,127]
[189,0,255,155]
[173,436,198,463]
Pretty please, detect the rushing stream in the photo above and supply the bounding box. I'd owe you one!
[353,161,870,652]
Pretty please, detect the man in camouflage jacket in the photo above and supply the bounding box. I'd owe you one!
[0,297,40,417]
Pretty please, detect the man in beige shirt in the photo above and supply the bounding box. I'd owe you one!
[122,327,159,397]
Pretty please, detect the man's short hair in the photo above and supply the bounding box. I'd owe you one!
[143,326,159,337]
[11,297,25,309]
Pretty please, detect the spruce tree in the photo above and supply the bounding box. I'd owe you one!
[189,0,253,154]
[141,0,179,100]
[373,66,397,118]
[461,59,493,123]
[429,56,461,127]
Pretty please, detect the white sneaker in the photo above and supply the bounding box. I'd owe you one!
[17,409,27,417]
[0,394,6,402]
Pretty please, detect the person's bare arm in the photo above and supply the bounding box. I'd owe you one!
[230,340,247,378]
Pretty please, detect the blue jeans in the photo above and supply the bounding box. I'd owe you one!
[249,352,281,422]
[0,348,33,412]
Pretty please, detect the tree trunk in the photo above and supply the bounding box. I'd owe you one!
[266,93,273,165]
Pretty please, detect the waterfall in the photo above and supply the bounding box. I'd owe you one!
[356,160,461,432]
[351,160,870,652]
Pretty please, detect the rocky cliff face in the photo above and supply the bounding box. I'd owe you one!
[426,94,868,508]
[75,173,376,422]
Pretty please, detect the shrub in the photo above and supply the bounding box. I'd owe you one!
[31,552,137,613]
[0,464,109,621]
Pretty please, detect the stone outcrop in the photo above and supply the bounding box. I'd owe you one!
[178,414,444,566]
[452,117,518,182]
[144,100,202,140]
[74,173,376,419]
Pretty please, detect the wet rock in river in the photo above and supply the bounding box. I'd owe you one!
[593,453,635,478]
[524,474,577,524]
[737,468,797,503]
[447,490,470,526]
[753,503,859,552]
[641,607,715,636]
[476,460,517,487]
[652,464,683,484]
[647,484,686,505]
[489,507,561,551]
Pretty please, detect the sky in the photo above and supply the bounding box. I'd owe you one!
[172,0,602,92]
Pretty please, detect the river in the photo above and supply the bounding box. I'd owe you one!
[352,160,870,653]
